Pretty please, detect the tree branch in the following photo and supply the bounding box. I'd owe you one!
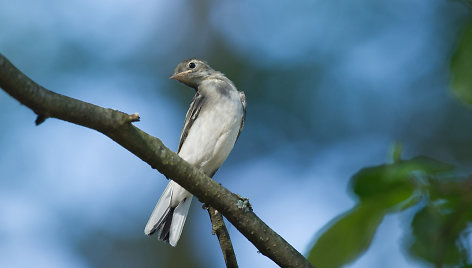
[0,53,314,268]
[206,206,238,268]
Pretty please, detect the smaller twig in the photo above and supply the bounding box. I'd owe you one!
[206,205,238,268]
[35,114,48,125]
[127,113,140,123]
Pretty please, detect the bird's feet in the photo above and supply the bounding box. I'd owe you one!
[235,194,252,212]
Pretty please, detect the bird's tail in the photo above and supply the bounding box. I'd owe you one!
[144,181,193,247]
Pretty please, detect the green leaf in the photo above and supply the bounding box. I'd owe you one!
[451,20,472,105]
[308,202,384,268]
[409,177,472,266]
[352,165,416,209]
[351,156,454,209]
[308,156,457,268]
[409,204,470,266]
[407,156,455,175]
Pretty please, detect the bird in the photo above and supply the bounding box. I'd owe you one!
[144,59,246,246]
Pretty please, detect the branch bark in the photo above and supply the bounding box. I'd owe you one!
[0,53,314,268]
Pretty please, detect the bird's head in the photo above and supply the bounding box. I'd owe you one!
[170,59,214,89]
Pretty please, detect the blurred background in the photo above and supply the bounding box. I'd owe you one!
[1,0,471,267]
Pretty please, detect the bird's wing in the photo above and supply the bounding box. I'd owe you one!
[178,92,205,153]
[236,91,247,142]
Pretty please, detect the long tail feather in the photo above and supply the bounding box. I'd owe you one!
[145,183,173,235]
[145,182,193,247]
[169,196,193,246]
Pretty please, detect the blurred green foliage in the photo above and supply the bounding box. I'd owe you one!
[410,177,472,267]
[307,152,472,268]
[308,203,384,268]
[451,20,472,106]
[308,11,472,267]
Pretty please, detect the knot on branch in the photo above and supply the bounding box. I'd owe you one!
[127,113,140,123]
[100,110,140,132]
[35,113,49,125]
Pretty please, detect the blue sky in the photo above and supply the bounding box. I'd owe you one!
[0,0,470,267]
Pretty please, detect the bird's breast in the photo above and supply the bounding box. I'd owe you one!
[178,94,243,175]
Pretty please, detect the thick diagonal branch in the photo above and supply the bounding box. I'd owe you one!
[0,53,314,268]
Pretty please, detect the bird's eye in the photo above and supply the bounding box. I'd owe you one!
[188,62,196,69]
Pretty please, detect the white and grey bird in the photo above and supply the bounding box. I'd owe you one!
[144,59,246,246]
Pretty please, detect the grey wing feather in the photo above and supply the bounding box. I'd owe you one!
[208,91,246,178]
[178,93,205,153]
[236,91,247,142]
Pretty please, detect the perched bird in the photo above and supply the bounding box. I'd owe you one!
[144,59,246,246]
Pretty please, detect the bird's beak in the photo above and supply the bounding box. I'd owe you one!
[169,70,192,80]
